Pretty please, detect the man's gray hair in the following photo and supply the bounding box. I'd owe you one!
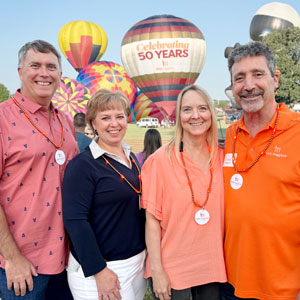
[228,41,276,78]
[18,40,62,70]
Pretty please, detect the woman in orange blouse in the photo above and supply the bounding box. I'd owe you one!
[141,85,226,300]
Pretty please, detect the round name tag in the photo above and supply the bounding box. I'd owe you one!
[55,150,66,165]
[195,209,210,225]
[230,173,243,190]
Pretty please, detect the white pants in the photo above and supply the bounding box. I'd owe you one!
[67,251,146,300]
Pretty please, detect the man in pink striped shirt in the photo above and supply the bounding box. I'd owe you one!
[0,40,78,299]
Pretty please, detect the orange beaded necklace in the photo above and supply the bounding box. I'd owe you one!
[180,141,213,209]
[12,97,64,149]
[102,155,142,194]
[232,105,280,173]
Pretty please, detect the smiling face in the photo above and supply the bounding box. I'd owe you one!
[18,49,61,107]
[231,55,279,113]
[92,106,127,149]
[180,90,212,140]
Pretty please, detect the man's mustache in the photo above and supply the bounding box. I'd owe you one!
[239,89,264,97]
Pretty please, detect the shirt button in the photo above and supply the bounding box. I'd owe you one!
[250,148,254,152]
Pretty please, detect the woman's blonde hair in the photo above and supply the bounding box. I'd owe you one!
[86,89,130,134]
[167,84,219,165]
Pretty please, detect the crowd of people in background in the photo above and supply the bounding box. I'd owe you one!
[0,39,300,300]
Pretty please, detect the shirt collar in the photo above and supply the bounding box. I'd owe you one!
[89,138,131,160]
[13,90,56,114]
[236,103,298,133]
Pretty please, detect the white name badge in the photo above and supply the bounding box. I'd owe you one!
[55,150,66,165]
[223,153,237,167]
[195,209,210,225]
[230,173,243,190]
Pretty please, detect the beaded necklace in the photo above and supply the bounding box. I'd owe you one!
[180,141,213,209]
[232,105,280,173]
[102,155,142,194]
[12,97,64,149]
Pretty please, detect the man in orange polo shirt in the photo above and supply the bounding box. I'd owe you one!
[222,42,300,300]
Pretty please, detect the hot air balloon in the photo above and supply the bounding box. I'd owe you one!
[76,61,137,104]
[121,14,206,118]
[129,92,165,123]
[224,86,241,109]
[58,20,108,72]
[52,77,91,119]
[250,2,300,41]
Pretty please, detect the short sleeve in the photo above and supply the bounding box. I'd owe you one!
[141,151,164,221]
[0,107,8,178]
[0,125,4,177]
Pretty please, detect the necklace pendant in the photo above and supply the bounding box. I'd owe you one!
[55,149,66,165]
[230,173,243,190]
[195,209,210,225]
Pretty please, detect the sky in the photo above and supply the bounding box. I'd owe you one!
[1,0,300,101]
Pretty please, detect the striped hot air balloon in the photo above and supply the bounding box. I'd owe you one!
[58,20,108,72]
[129,92,165,123]
[121,15,206,118]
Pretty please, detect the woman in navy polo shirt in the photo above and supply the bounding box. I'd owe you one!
[62,89,146,300]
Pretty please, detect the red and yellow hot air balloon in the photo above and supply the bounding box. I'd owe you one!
[58,20,108,72]
[121,14,206,118]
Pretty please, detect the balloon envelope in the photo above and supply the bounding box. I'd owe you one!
[129,92,165,123]
[224,86,241,109]
[52,77,91,119]
[58,20,108,71]
[250,2,300,41]
[77,61,137,104]
[121,14,206,117]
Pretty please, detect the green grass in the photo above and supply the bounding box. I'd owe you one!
[124,121,229,154]
[124,125,175,153]
[143,285,154,300]
[125,121,229,140]
[124,124,175,140]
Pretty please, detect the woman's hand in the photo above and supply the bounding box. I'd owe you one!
[152,270,171,300]
[94,267,122,300]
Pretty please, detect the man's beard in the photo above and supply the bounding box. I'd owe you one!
[238,90,264,113]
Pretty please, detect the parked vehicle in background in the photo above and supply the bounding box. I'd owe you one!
[137,118,159,128]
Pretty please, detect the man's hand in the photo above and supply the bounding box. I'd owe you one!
[296,291,300,300]
[5,254,38,296]
[94,267,122,300]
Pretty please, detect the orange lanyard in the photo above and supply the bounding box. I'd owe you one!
[12,97,64,149]
[102,155,142,194]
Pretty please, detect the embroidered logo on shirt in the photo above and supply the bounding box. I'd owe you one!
[266,145,287,158]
